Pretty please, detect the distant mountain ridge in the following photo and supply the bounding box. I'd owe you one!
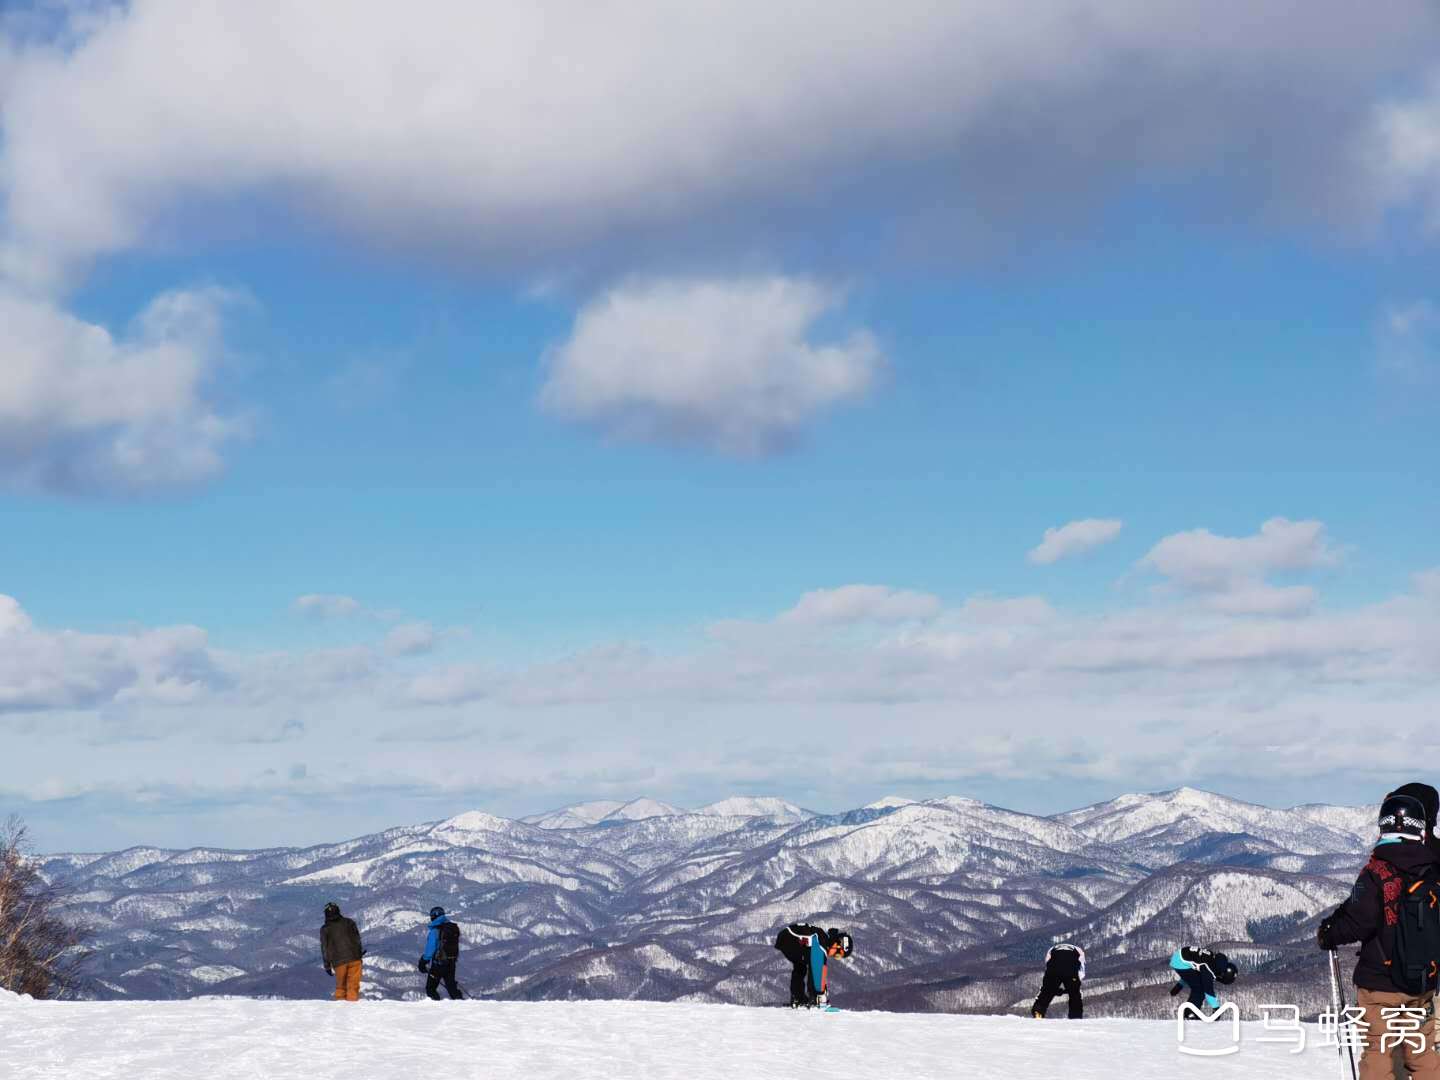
[40,787,1377,1010]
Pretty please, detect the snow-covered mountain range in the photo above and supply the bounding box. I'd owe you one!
[38,787,1379,1011]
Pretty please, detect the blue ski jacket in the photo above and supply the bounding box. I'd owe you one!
[422,914,451,962]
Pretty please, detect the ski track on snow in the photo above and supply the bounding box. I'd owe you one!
[0,998,1336,1079]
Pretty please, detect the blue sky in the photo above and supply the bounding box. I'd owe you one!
[1,1,1439,850]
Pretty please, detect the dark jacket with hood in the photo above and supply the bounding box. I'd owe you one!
[1327,836,1440,992]
[321,909,364,969]
[1326,783,1440,993]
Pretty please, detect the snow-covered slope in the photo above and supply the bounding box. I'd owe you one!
[0,997,1345,1080]
[1055,787,1372,865]
[696,797,813,823]
[597,798,686,823]
[522,801,627,830]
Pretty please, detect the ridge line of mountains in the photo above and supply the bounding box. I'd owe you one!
[41,787,1376,1013]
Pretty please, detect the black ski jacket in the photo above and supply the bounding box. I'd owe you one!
[1326,839,1440,992]
[321,913,364,968]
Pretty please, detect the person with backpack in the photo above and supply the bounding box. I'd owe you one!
[1167,946,1237,1014]
[419,905,464,1000]
[1031,941,1085,1018]
[773,923,853,1008]
[320,901,365,1002]
[1318,783,1440,1080]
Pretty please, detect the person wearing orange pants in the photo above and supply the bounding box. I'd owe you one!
[320,901,366,1002]
[332,959,363,1002]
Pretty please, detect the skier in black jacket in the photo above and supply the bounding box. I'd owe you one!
[1317,783,1440,1080]
[1031,942,1085,1018]
[773,923,853,1007]
[320,902,365,1002]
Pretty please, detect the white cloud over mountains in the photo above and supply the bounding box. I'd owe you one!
[1028,519,1123,564]
[1139,517,1336,616]
[780,585,942,625]
[1,520,1435,836]
[292,594,364,620]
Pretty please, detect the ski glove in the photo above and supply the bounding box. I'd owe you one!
[324,966,333,976]
[418,958,429,973]
[1316,918,1336,951]
[1169,983,1183,997]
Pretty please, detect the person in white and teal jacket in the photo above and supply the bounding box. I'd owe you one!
[1168,946,1236,1013]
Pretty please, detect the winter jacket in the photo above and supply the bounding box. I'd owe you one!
[1170,947,1228,1009]
[422,914,459,963]
[1325,837,1440,993]
[1045,943,1085,981]
[321,912,364,968]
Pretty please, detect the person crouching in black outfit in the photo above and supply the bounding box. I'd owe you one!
[1031,942,1085,1019]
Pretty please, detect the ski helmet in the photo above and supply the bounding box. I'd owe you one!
[827,928,853,957]
[1385,783,1439,837]
[323,902,341,920]
[1216,960,1237,985]
[1380,792,1430,841]
[429,905,445,920]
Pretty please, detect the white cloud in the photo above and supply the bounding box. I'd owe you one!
[2,1,1431,287]
[0,594,223,712]
[780,585,942,625]
[0,284,242,494]
[539,276,881,455]
[1028,519,1123,565]
[956,595,1057,625]
[1141,517,1338,591]
[3,555,1440,844]
[292,594,363,620]
[1203,583,1317,617]
[402,663,491,706]
[384,621,438,657]
[1378,75,1440,230]
[1378,299,1440,379]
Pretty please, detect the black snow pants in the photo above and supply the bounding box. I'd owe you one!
[775,934,815,1004]
[425,959,463,1000]
[1176,970,1210,1012]
[1032,974,1083,1018]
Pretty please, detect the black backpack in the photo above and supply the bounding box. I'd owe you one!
[437,920,461,961]
[1375,858,1440,994]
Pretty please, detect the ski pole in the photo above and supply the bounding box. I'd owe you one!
[1329,950,1358,1080]
[1326,947,1347,1080]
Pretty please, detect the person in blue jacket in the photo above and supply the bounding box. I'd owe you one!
[1168,946,1236,1014]
[773,923,853,1007]
[418,906,463,1000]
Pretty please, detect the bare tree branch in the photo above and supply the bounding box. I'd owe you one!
[0,816,91,998]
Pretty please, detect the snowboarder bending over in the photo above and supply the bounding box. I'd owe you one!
[1317,782,1440,1080]
[1031,942,1085,1018]
[419,905,464,1000]
[774,923,852,1007]
[320,901,365,1002]
[1168,946,1236,1014]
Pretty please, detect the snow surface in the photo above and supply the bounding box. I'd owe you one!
[0,997,1349,1079]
